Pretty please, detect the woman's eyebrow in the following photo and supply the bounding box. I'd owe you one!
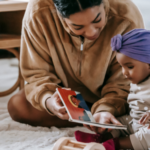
[92,12,101,22]
[71,12,101,27]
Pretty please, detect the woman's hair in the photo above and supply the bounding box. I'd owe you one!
[53,0,103,18]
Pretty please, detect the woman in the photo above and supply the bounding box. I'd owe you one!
[8,0,144,132]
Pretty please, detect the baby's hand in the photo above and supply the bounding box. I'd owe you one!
[139,112,150,129]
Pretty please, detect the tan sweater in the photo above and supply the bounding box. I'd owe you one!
[20,0,144,116]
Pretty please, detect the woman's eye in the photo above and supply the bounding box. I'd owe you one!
[74,27,83,30]
[93,18,101,23]
[128,66,134,69]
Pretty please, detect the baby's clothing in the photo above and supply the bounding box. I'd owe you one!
[112,115,150,150]
[128,77,150,123]
[112,77,150,150]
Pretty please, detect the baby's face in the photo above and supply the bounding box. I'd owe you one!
[116,53,150,84]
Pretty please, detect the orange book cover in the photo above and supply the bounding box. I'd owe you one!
[56,88,127,130]
[57,88,95,122]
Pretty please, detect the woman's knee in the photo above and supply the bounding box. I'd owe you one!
[7,90,26,122]
[7,89,56,126]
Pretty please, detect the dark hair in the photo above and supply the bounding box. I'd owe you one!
[53,0,103,18]
[71,95,77,99]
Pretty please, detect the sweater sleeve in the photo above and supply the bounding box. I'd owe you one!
[91,56,130,117]
[20,16,61,113]
[91,16,144,117]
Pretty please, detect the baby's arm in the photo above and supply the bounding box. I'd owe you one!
[139,112,150,129]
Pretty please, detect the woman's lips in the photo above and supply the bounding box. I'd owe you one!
[86,31,100,40]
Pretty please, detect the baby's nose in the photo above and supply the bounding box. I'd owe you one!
[122,69,128,77]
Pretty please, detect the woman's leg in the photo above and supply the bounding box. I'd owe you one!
[8,89,80,127]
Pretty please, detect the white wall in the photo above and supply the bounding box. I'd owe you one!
[132,0,150,29]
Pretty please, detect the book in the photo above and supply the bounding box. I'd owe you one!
[56,88,127,130]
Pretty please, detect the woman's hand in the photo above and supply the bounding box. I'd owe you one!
[45,91,69,120]
[84,112,122,133]
[139,112,150,129]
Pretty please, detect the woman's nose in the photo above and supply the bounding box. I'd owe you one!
[85,26,97,37]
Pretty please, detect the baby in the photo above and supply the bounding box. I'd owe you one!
[75,29,150,150]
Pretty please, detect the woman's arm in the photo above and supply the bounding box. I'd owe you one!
[20,15,61,114]
[91,3,145,116]
[91,56,130,117]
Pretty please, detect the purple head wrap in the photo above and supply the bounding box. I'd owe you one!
[111,29,150,64]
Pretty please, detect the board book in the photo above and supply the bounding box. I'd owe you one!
[56,88,127,130]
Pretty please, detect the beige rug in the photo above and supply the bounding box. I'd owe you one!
[0,58,91,150]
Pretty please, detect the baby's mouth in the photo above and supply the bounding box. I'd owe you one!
[125,76,132,81]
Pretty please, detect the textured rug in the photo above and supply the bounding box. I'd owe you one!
[0,58,91,150]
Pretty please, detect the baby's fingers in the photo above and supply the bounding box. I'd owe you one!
[139,115,146,124]
[147,124,150,129]
[142,115,149,125]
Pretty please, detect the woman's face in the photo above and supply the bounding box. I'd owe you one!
[64,4,106,40]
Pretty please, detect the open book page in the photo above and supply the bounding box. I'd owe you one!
[56,88,127,130]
